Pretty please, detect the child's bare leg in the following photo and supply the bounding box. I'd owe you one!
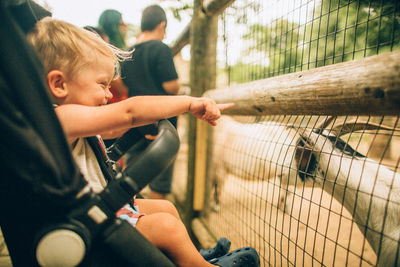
[135,198,180,219]
[136,213,215,267]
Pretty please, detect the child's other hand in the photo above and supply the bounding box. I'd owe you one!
[145,134,157,140]
[188,97,234,126]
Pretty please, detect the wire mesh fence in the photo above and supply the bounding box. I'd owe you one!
[182,1,400,266]
[201,115,400,267]
[217,0,399,86]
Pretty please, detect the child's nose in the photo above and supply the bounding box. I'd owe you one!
[105,87,113,100]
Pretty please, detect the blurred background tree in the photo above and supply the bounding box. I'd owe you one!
[225,0,400,84]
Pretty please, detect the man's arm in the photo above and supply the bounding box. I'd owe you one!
[162,79,180,95]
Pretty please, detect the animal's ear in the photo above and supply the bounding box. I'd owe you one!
[47,70,67,99]
[325,135,366,158]
[331,121,399,136]
[294,135,317,181]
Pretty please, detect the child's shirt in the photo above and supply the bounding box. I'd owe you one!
[71,137,144,227]
[72,137,108,193]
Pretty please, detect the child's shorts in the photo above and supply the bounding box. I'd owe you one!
[116,201,145,227]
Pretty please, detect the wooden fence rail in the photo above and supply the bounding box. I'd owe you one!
[204,51,400,116]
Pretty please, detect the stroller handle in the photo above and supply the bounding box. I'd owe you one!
[107,122,159,162]
[100,119,180,212]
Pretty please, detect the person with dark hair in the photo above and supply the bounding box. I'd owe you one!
[119,4,180,200]
[141,4,167,32]
[98,9,126,49]
[98,9,128,106]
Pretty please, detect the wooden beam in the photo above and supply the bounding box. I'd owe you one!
[204,51,400,116]
[170,0,235,56]
[193,120,208,211]
[189,1,219,212]
[170,22,191,56]
[204,0,235,16]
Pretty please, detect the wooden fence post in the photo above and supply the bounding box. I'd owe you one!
[184,0,218,227]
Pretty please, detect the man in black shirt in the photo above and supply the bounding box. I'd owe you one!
[121,5,180,199]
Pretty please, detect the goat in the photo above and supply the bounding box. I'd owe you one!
[210,116,400,266]
[296,128,400,267]
[210,117,302,210]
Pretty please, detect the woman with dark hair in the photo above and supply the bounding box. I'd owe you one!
[98,9,126,49]
[98,9,128,150]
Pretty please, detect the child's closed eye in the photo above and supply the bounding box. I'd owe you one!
[100,82,110,89]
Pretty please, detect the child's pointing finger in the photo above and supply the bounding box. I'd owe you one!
[217,103,235,111]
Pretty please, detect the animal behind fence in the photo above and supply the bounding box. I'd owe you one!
[205,115,400,267]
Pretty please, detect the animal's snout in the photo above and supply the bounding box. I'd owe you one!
[294,136,317,181]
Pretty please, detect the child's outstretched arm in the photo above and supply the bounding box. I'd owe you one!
[55,95,234,141]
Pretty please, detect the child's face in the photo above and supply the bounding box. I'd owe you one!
[64,56,115,106]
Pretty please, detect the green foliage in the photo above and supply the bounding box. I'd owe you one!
[157,0,193,21]
[225,0,400,84]
[225,62,269,84]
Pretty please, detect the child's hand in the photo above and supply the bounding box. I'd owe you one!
[188,97,234,126]
[145,134,157,140]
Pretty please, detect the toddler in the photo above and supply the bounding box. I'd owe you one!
[27,17,259,267]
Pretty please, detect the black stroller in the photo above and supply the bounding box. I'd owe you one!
[0,1,178,266]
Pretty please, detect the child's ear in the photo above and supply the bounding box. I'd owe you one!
[47,70,67,98]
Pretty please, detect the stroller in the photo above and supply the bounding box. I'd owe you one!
[0,1,178,266]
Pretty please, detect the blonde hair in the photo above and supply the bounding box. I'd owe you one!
[27,17,131,79]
